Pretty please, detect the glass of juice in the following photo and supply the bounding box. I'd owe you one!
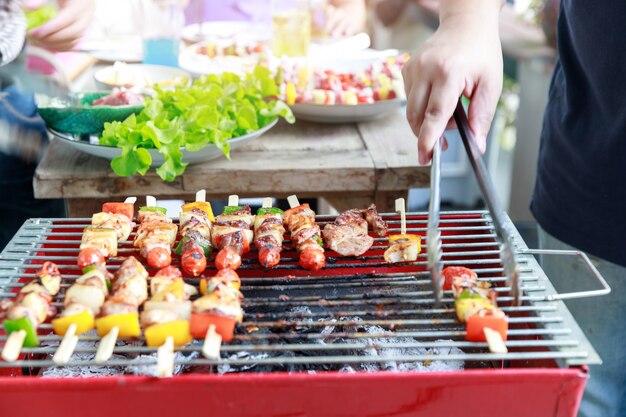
[271,0,311,57]
[139,0,183,67]
[310,0,327,41]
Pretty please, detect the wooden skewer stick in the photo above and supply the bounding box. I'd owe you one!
[202,324,222,360]
[228,195,239,207]
[1,330,26,362]
[262,197,273,209]
[52,323,78,365]
[483,327,508,354]
[157,336,175,378]
[146,195,157,208]
[95,326,119,363]
[395,198,407,235]
[287,195,300,209]
[124,196,137,204]
[196,189,206,203]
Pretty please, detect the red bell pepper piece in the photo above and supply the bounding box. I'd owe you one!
[190,313,237,342]
[442,266,477,291]
[102,202,134,221]
[466,314,508,342]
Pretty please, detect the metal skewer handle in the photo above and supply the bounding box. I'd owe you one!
[453,99,521,305]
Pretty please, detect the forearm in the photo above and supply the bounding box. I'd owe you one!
[0,0,26,66]
[439,0,502,26]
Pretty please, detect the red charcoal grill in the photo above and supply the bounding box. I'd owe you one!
[0,210,604,417]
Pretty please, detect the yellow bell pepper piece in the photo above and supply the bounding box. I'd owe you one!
[286,82,297,106]
[454,298,494,322]
[153,279,185,302]
[95,313,141,338]
[52,310,95,336]
[388,234,421,243]
[182,201,215,222]
[199,278,207,295]
[144,320,192,347]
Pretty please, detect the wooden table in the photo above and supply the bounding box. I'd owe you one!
[34,110,429,217]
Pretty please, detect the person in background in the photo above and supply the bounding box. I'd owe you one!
[184,0,366,38]
[401,1,626,416]
[0,0,95,250]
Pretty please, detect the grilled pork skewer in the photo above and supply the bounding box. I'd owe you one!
[254,198,285,268]
[191,268,243,343]
[323,208,374,257]
[141,266,192,348]
[362,204,388,237]
[212,195,254,270]
[77,197,136,269]
[443,266,508,353]
[176,190,214,277]
[134,196,177,269]
[384,198,420,263]
[1,262,62,362]
[94,256,149,363]
[284,195,325,271]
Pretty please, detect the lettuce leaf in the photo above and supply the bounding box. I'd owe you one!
[100,65,294,181]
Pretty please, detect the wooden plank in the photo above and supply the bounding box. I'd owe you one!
[35,120,374,200]
[357,110,430,192]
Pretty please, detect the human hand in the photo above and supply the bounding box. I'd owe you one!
[326,0,366,38]
[402,6,503,164]
[27,0,95,52]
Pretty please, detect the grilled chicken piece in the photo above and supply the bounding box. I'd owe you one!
[383,237,420,263]
[100,295,139,316]
[92,212,133,241]
[36,261,62,296]
[362,204,388,237]
[192,285,244,322]
[140,308,180,328]
[150,265,183,296]
[64,284,106,315]
[323,208,373,257]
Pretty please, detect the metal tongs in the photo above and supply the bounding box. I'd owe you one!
[427,99,521,306]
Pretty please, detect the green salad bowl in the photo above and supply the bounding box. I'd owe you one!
[36,92,144,136]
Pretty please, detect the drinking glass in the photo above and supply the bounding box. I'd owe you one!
[271,0,311,57]
[140,0,183,67]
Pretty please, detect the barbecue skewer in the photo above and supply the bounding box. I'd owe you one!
[134,196,178,269]
[1,262,62,362]
[212,195,254,270]
[254,197,285,268]
[384,198,420,263]
[176,190,213,276]
[284,195,326,270]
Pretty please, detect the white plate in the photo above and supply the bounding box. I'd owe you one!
[291,100,404,123]
[49,119,277,166]
[178,40,265,77]
[81,37,143,63]
[182,21,256,43]
[94,64,191,90]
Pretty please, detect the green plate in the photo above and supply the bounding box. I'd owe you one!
[36,92,144,135]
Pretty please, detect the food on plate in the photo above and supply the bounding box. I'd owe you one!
[91,88,144,107]
[191,268,243,342]
[100,66,294,182]
[279,53,409,106]
[195,41,266,58]
[254,205,285,268]
[443,266,508,342]
[176,200,214,277]
[212,204,255,271]
[284,203,325,270]
[142,266,193,347]
[384,234,421,263]
[95,256,149,338]
[133,206,177,269]
[1,262,61,347]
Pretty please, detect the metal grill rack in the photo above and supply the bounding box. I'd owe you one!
[0,211,600,372]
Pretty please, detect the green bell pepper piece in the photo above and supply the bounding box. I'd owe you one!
[139,206,167,215]
[3,317,39,347]
[222,206,243,215]
[257,207,284,215]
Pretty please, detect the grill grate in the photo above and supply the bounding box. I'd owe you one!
[0,211,599,372]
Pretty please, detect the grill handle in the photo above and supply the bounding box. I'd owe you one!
[518,248,611,300]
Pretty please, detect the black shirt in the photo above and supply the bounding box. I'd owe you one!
[531,0,626,267]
